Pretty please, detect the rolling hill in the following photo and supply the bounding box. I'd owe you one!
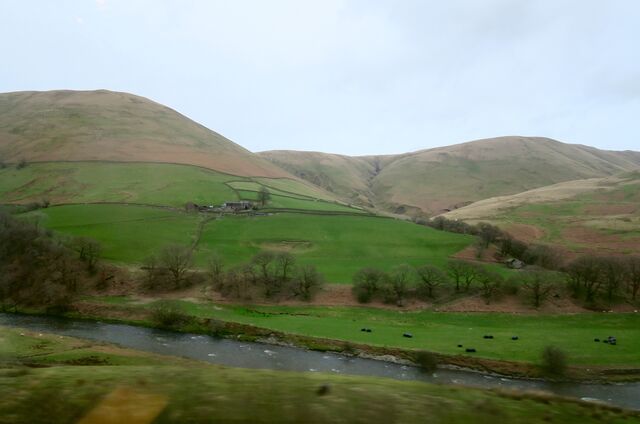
[442,170,640,256]
[0,89,474,282]
[261,137,640,216]
[0,90,287,177]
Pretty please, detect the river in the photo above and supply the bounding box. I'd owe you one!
[2,313,639,410]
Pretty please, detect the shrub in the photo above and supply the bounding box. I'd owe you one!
[540,346,568,377]
[415,351,438,373]
[352,267,385,303]
[151,304,192,329]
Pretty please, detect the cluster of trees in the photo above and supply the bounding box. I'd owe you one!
[424,217,563,269]
[352,260,571,308]
[0,211,105,311]
[352,260,507,305]
[211,251,324,301]
[141,244,201,290]
[141,246,324,302]
[566,255,640,305]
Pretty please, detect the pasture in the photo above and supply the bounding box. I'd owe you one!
[0,161,362,213]
[138,300,640,367]
[24,204,474,282]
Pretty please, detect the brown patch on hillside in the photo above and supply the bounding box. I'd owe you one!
[583,203,638,216]
[562,226,640,253]
[452,245,500,263]
[504,223,545,242]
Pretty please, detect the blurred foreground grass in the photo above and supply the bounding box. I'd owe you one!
[0,326,638,424]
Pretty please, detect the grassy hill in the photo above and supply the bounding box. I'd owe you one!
[260,150,378,206]
[262,137,640,216]
[0,161,360,213]
[0,89,474,283]
[443,171,640,256]
[0,90,288,177]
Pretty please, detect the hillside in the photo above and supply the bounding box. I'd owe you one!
[443,170,640,256]
[262,137,640,216]
[0,90,288,177]
[259,150,377,206]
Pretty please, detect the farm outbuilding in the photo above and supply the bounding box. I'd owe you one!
[223,201,253,211]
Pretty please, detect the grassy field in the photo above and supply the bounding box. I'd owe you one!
[197,213,473,282]
[24,204,199,263]
[25,205,474,282]
[109,298,640,367]
[0,161,364,214]
[1,326,637,423]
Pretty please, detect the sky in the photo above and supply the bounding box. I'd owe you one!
[1,1,639,155]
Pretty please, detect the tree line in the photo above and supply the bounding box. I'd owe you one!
[141,245,324,302]
[422,216,562,269]
[352,255,640,308]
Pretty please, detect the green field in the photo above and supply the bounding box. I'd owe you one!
[24,204,199,262]
[24,205,473,282]
[4,327,635,424]
[195,213,473,282]
[124,299,640,367]
[0,161,365,214]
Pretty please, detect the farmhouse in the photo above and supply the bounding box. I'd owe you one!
[223,200,253,211]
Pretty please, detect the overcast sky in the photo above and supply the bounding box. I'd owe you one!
[1,1,639,155]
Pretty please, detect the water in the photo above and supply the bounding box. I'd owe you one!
[2,313,639,410]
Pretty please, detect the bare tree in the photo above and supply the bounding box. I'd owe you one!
[252,251,279,297]
[416,265,448,299]
[518,270,558,307]
[384,264,413,305]
[446,260,481,292]
[207,251,225,287]
[566,255,604,303]
[352,267,385,303]
[257,186,271,207]
[625,256,640,301]
[275,252,296,284]
[476,269,502,304]
[72,237,102,273]
[291,265,323,301]
[600,257,625,303]
[159,244,193,288]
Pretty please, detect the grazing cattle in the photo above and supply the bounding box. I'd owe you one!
[465,348,477,353]
[483,335,494,339]
[594,338,600,342]
[511,336,519,340]
[403,333,413,338]
[361,328,366,332]
[603,339,609,344]
[366,329,372,333]
[457,344,463,348]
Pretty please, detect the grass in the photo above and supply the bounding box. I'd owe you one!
[25,204,474,281]
[1,326,638,423]
[0,161,368,215]
[23,204,199,263]
[446,172,640,253]
[197,213,473,282]
[114,299,640,367]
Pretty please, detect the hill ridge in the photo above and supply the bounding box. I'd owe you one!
[0,89,289,178]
